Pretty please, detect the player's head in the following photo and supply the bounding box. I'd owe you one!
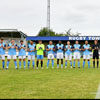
[67,41,70,45]
[94,40,98,44]
[11,40,15,44]
[0,38,4,43]
[85,40,88,44]
[30,40,33,44]
[20,40,24,45]
[59,41,62,44]
[49,41,53,45]
[75,41,79,44]
[39,40,42,44]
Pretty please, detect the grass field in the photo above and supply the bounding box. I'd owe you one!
[0,58,100,99]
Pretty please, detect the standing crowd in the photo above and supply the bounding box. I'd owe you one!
[0,38,99,69]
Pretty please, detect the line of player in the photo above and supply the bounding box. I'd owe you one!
[0,38,99,69]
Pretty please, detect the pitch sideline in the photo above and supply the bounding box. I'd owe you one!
[95,83,100,99]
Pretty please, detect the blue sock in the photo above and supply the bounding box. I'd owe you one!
[14,61,17,68]
[33,61,35,68]
[2,61,5,69]
[88,61,90,68]
[83,61,85,68]
[65,61,67,66]
[19,61,21,68]
[7,61,10,69]
[52,60,54,67]
[70,61,72,66]
[28,61,30,68]
[74,61,75,68]
[57,64,59,68]
[78,61,80,67]
[23,61,26,68]
[47,60,50,68]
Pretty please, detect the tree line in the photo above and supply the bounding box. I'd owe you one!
[37,27,81,36]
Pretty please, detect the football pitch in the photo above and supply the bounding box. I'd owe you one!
[0,58,100,99]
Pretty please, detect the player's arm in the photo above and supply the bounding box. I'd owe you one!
[70,46,73,51]
[72,45,75,51]
[7,44,11,49]
[36,44,40,51]
[62,45,64,50]
[46,46,50,51]
[2,44,6,50]
[27,45,30,52]
[15,44,18,49]
[81,46,85,51]
[43,45,45,50]
[79,45,82,51]
[32,46,36,52]
[53,46,56,51]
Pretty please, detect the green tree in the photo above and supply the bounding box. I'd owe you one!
[37,27,55,36]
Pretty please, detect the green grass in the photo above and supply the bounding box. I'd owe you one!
[0,58,100,99]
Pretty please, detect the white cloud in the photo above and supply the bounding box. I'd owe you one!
[0,0,100,36]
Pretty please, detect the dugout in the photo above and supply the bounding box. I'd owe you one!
[26,36,100,46]
[26,36,100,57]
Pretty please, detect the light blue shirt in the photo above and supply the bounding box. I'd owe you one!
[0,43,6,55]
[56,44,64,53]
[28,44,36,55]
[18,44,26,56]
[73,44,81,53]
[83,44,91,55]
[8,43,17,55]
[47,45,55,54]
[65,45,72,55]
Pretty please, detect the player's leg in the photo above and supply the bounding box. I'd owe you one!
[61,53,64,69]
[28,55,31,68]
[32,55,35,69]
[13,55,17,69]
[23,56,26,69]
[47,54,50,69]
[57,53,60,68]
[51,54,54,69]
[6,55,11,69]
[40,55,44,69]
[78,53,80,68]
[83,55,86,68]
[19,56,22,69]
[65,54,68,68]
[61,59,63,69]
[69,54,72,68]
[73,53,76,68]
[36,55,39,69]
[96,55,99,68]
[2,55,5,69]
[93,54,95,68]
[87,55,90,68]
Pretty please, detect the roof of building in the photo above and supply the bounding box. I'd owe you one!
[0,29,27,38]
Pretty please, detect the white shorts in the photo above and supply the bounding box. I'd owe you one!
[83,55,90,60]
[74,52,81,60]
[7,55,17,59]
[48,54,54,59]
[19,56,26,59]
[28,55,35,60]
[0,55,5,60]
[65,54,72,60]
[57,53,64,59]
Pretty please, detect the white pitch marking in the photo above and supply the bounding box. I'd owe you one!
[95,84,100,99]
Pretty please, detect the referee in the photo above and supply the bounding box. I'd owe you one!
[92,40,99,68]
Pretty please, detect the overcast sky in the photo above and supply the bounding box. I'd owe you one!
[0,0,100,36]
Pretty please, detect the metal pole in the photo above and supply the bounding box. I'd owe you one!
[47,0,50,35]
